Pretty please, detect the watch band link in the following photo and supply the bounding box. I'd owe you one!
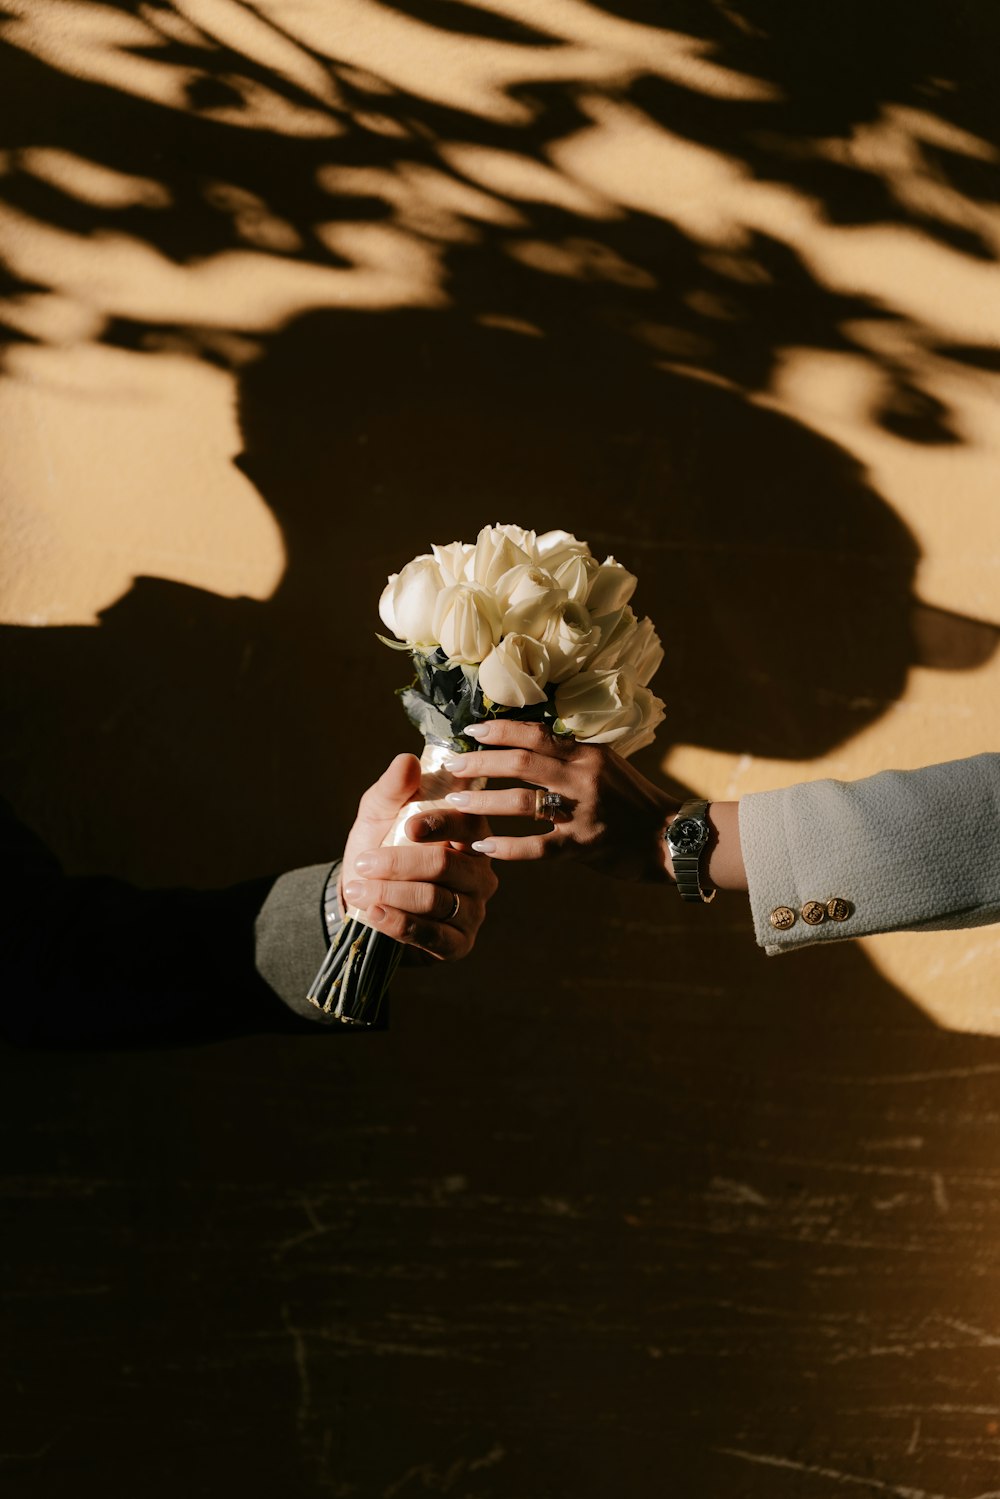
[673,853,715,903]
[668,798,716,905]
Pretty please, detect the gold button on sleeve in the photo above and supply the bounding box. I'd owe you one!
[769,905,796,931]
[801,900,827,925]
[827,897,852,922]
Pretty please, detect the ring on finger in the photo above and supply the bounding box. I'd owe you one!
[445,891,461,924]
[534,788,570,822]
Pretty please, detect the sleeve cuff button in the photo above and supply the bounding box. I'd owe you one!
[827,897,852,922]
[769,905,796,931]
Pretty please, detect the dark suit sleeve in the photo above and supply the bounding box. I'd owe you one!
[254,862,343,1022]
[0,800,343,1045]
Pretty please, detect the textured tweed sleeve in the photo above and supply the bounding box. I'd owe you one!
[254,860,344,1022]
[739,753,1000,955]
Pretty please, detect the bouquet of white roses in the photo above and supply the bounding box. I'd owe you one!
[307,524,665,1024]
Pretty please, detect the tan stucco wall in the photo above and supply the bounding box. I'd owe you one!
[2,0,997,1028]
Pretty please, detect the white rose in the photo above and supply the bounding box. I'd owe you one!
[496,563,567,637]
[626,616,664,687]
[539,600,601,683]
[479,633,551,707]
[494,523,538,557]
[431,540,475,583]
[585,556,637,616]
[586,606,637,671]
[550,551,597,604]
[471,524,533,588]
[613,686,666,759]
[536,529,592,569]
[379,574,401,635]
[379,555,444,644]
[432,582,502,664]
[555,665,648,747]
[585,608,662,684]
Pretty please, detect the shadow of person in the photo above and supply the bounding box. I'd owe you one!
[224,304,997,1018]
[237,322,1000,1499]
[240,302,995,760]
[232,308,1000,1485]
[2,302,999,1492]
[1,299,995,952]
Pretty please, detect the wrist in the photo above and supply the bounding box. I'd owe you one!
[704,801,746,892]
[661,800,746,893]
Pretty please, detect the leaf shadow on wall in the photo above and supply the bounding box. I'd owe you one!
[3,4,1000,1489]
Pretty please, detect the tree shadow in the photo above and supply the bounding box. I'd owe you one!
[2,3,1000,1494]
[1,0,998,440]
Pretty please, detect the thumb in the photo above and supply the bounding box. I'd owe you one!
[357,753,422,826]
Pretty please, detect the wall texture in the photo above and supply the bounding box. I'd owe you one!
[2,4,999,1496]
[2,0,997,1027]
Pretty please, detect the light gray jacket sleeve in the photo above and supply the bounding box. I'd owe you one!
[739,753,1000,955]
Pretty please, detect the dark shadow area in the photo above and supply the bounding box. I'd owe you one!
[2,3,999,1496]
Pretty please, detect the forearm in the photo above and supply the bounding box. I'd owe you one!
[664,753,1000,953]
[738,753,1000,953]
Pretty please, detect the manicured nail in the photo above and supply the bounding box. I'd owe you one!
[342,880,365,903]
[471,839,496,855]
[446,792,471,806]
[444,756,465,771]
[463,724,490,739]
[354,853,375,873]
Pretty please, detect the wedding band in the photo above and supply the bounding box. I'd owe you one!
[535,789,569,821]
[446,891,461,924]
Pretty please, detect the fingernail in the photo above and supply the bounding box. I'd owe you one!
[463,724,490,740]
[354,853,375,873]
[443,756,465,771]
[471,839,496,855]
[446,792,471,806]
[342,880,365,902]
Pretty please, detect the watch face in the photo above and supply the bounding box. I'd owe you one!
[669,816,708,855]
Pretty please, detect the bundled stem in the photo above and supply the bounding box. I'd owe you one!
[306,911,404,1027]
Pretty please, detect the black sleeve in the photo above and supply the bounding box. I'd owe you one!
[0,800,339,1046]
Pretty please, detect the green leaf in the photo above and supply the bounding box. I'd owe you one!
[398,687,456,744]
[375,632,414,653]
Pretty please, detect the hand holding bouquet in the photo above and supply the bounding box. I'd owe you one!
[307,524,665,1024]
